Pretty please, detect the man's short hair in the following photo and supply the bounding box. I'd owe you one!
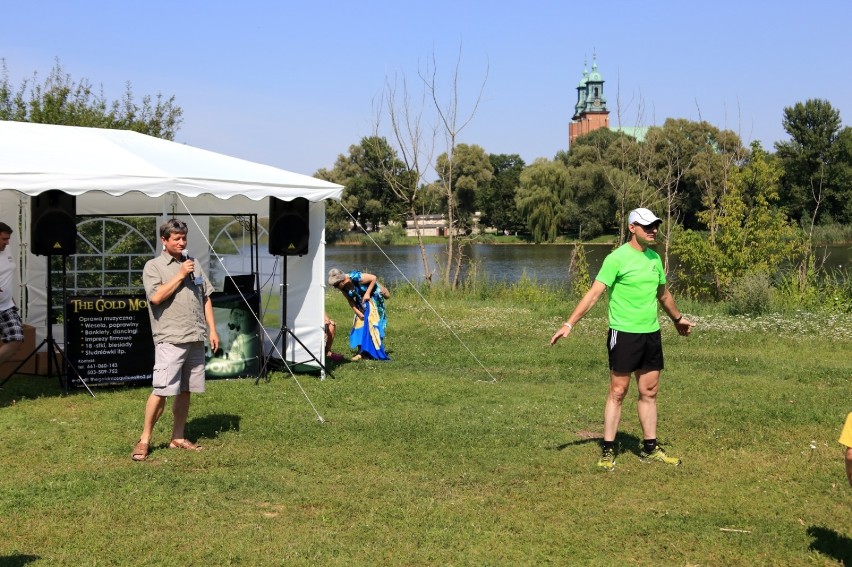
[159,219,188,240]
[0,221,13,235]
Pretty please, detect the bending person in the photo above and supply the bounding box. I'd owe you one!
[327,268,390,361]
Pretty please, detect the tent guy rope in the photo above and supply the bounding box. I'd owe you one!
[176,193,326,423]
[338,203,498,383]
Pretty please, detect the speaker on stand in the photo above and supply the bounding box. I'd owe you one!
[268,197,310,256]
[31,190,77,256]
[259,197,333,380]
[4,190,94,395]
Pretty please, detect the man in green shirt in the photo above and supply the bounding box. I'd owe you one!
[550,208,695,471]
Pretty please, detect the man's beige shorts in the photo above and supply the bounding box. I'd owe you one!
[152,341,206,396]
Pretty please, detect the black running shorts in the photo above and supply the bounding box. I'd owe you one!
[606,328,664,373]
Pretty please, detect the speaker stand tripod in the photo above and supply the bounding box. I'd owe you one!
[0,255,95,397]
[257,255,334,383]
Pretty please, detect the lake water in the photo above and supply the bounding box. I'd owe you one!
[326,243,852,288]
[217,242,851,291]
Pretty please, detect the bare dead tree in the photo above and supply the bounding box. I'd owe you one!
[420,47,489,287]
[647,146,691,273]
[373,73,437,283]
[797,166,827,291]
[596,74,657,245]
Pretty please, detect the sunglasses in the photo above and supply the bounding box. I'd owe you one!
[635,222,660,231]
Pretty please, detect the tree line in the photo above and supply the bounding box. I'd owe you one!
[4,59,849,303]
[319,101,850,241]
[317,99,851,300]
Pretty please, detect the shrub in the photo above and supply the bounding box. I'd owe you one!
[727,272,774,315]
[370,224,407,246]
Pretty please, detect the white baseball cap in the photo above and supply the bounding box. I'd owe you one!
[627,208,662,226]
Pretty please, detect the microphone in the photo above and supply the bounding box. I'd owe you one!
[182,250,202,285]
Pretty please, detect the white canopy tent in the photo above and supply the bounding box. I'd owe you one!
[0,120,343,369]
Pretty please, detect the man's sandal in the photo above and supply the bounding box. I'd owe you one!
[131,441,149,462]
[169,439,202,451]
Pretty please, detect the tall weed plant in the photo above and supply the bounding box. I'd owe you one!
[568,244,591,299]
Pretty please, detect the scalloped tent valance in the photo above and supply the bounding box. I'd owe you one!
[0,120,342,205]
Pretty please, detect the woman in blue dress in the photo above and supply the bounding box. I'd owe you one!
[328,268,390,360]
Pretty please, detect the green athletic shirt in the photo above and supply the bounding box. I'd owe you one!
[595,243,666,333]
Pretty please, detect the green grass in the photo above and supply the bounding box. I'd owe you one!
[1,290,850,565]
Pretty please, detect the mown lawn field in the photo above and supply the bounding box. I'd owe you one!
[1,289,850,566]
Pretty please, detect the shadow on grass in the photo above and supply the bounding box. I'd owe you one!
[187,413,241,441]
[807,526,851,566]
[555,432,642,455]
[0,375,65,407]
[0,554,39,566]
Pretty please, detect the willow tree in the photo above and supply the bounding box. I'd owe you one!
[515,158,573,243]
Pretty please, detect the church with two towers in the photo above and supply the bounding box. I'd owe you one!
[568,56,609,146]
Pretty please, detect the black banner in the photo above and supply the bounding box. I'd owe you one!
[65,291,261,386]
[65,295,154,386]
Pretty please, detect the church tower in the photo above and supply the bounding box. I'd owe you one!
[568,56,609,146]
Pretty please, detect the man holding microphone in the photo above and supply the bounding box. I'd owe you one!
[132,219,219,461]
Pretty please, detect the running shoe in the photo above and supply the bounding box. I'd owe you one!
[597,447,616,472]
[639,445,681,466]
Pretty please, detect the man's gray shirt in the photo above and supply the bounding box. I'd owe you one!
[143,251,213,344]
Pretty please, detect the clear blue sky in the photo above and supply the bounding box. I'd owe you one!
[2,1,850,177]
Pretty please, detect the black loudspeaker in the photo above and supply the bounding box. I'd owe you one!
[31,190,77,256]
[268,197,309,256]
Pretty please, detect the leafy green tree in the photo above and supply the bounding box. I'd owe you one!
[315,136,406,236]
[0,58,184,306]
[642,119,744,233]
[672,142,802,299]
[564,129,653,243]
[515,158,573,243]
[478,153,525,233]
[436,143,492,232]
[557,128,647,242]
[558,130,647,241]
[835,127,852,223]
[0,58,182,139]
[775,99,850,225]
